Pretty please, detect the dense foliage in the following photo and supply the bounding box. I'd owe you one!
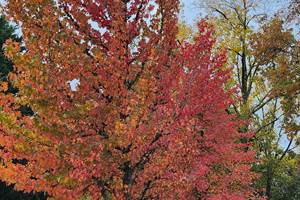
[0,0,262,199]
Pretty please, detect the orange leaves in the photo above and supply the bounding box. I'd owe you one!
[114,120,127,136]
[0,82,8,92]
[250,18,294,66]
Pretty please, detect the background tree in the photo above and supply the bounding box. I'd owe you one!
[0,0,259,199]
[194,0,300,199]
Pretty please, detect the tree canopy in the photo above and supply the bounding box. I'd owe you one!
[0,1,261,199]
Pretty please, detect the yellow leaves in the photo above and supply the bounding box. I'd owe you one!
[23,130,38,140]
[14,132,51,153]
[14,142,28,152]
[115,120,126,135]
[252,76,266,98]
[0,82,8,92]
[176,23,193,43]
[57,175,76,187]
[240,102,250,118]
[0,111,52,152]
[85,100,99,110]
[0,112,19,131]
[62,101,94,119]
[92,49,104,61]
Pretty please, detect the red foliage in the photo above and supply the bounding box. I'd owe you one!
[0,0,260,199]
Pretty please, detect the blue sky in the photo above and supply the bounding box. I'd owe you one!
[180,0,203,25]
[180,0,288,26]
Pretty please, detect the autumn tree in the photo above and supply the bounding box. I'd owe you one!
[0,0,260,199]
[195,0,300,199]
[250,18,299,200]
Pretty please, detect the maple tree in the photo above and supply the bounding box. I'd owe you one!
[0,0,259,199]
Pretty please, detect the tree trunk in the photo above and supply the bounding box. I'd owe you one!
[241,51,248,104]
